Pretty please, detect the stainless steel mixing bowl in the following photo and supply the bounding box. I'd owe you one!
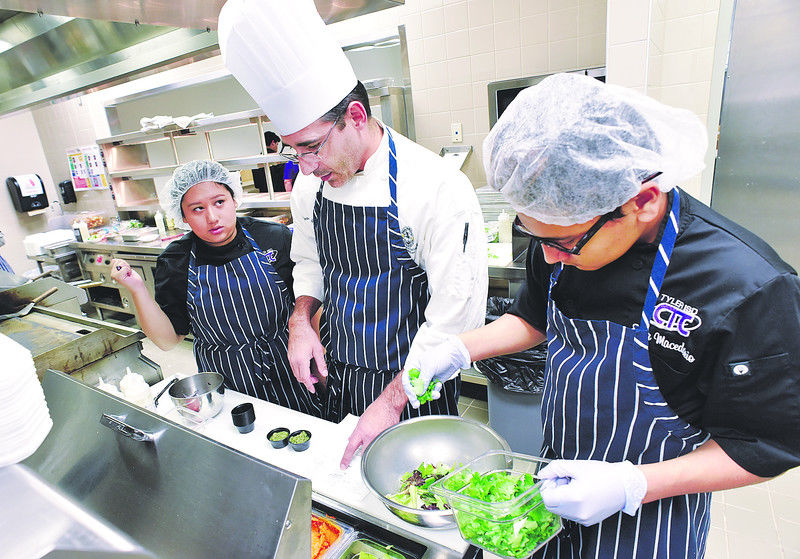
[167,372,224,423]
[361,415,510,528]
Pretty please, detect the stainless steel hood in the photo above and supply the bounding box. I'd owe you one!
[0,0,403,115]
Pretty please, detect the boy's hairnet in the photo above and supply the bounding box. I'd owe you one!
[483,73,707,226]
[164,160,242,221]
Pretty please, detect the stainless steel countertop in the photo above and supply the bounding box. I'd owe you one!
[72,233,186,256]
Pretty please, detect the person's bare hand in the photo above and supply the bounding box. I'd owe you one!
[287,320,327,393]
[340,397,402,469]
[109,258,145,291]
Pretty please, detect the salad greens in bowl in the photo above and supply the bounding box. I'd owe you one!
[360,415,509,528]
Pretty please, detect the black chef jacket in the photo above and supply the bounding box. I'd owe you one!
[509,188,800,478]
[154,217,294,336]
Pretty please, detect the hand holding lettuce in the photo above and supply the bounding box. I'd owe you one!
[401,336,471,408]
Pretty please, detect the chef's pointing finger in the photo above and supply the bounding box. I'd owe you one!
[340,432,363,470]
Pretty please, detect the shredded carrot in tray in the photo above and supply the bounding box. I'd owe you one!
[311,515,342,559]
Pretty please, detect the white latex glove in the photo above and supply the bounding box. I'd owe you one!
[401,335,471,408]
[538,459,648,526]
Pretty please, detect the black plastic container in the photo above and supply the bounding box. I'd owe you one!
[267,427,290,448]
[288,429,311,451]
[231,403,255,434]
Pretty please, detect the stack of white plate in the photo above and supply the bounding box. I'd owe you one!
[0,334,52,467]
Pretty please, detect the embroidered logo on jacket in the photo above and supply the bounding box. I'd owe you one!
[652,294,702,336]
[401,226,417,254]
[264,249,277,263]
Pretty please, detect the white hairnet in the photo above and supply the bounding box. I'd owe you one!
[483,73,707,226]
[164,160,242,222]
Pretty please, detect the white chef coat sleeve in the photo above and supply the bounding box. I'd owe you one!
[404,171,488,368]
[289,176,324,301]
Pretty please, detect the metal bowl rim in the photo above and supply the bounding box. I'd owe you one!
[361,415,510,518]
[168,372,224,399]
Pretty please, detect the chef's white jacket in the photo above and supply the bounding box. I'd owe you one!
[290,122,488,368]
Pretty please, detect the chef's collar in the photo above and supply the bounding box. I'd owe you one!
[353,120,387,178]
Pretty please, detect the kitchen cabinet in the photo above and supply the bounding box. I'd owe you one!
[96,109,291,213]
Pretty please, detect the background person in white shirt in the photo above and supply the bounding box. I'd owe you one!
[219,0,487,469]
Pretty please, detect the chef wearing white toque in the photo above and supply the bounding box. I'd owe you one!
[219,0,488,468]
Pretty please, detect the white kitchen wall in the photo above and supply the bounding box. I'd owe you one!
[606,0,724,203]
[328,0,608,187]
[0,110,58,274]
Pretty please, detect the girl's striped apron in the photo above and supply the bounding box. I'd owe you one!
[187,227,322,416]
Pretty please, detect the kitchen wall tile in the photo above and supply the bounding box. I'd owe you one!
[661,51,694,85]
[777,518,800,552]
[446,29,471,59]
[469,25,495,55]
[726,532,782,559]
[549,8,580,42]
[401,13,423,41]
[606,0,650,45]
[474,107,490,134]
[470,53,495,82]
[494,20,521,51]
[702,11,720,46]
[421,7,446,37]
[429,86,451,113]
[549,38,579,72]
[409,64,428,91]
[709,498,725,529]
[449,83,474,111]
[521,0,549,17]
[522,44,549,76]
[768,467,800,497]
[724,504,779,545]
[721,485,772,515]
[521,14,549,46]
[578,33,606,68]
[426,60,451,89]
[451,108,476,135]
[694,47,714,82]
[770,490,800,523]
[607,41,647,88]
[493,0,520,23]
[663,15,704,53]
[494,48,522,79]
[427,111,452,139]
[472,82,490,109]
[447,56,472,85]
[423,35,447,63]
[664,0,705,20]
[445,1,469,32]
[579,1,608,36]
[467,0,494,28]
[412,88,430,116]
[407,38,425,66]
[704,0,721,11]
[550,0,579,10]
[420,0,443,10]
[705,527,727,559]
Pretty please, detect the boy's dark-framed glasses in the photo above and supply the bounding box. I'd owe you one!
[512,171,663,256]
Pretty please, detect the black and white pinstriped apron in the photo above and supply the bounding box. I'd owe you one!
[313,128,460,423]
[537,190,712,558]
[187,227,322,416]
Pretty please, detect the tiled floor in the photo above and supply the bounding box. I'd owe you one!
[143,339,800,558]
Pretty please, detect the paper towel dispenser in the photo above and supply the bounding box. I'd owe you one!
[6,174,48,212]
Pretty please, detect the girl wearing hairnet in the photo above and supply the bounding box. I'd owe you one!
[111,160,322,416]
[403,74,800,558]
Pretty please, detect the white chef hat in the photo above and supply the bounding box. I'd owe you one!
[218,0,358,135]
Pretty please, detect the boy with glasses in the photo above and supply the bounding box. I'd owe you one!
[403,73,800,558]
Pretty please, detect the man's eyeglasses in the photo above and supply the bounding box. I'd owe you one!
[281,114,340,164]
[512,171,663,256]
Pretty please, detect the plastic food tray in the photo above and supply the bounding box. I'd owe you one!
[312,511,354,559]
[335,535,410,559]
[431,450,562,559]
